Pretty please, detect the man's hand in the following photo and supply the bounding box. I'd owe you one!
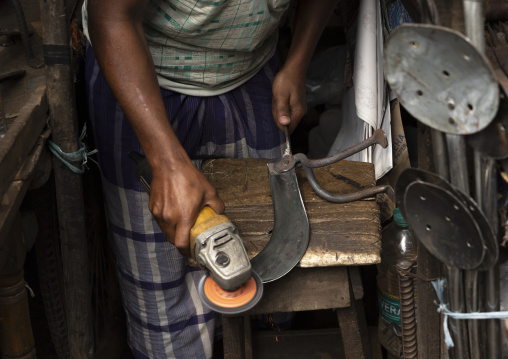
[149,159,224,257]
[272,66,307,133]
[272,0,338,133]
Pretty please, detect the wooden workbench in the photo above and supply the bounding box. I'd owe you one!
[201,158,381,359]
[202,158,381,267]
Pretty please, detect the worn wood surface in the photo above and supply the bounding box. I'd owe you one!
[201,158,381,267]
[246,267,350,315]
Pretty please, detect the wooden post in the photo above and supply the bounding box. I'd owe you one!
[0,214,36,359]
[39,0,94,357]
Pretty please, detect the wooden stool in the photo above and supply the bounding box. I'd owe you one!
[201,159,381,359]
[222,267,372,359]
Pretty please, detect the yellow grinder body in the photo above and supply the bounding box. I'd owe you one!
[190,207,252,291]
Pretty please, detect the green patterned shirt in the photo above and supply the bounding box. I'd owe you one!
[83,0,290,95]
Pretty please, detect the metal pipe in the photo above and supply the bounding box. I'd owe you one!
[444,133,470,357]
[463,1,501,357]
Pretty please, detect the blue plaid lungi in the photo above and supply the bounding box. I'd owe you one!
[85,43,284,359]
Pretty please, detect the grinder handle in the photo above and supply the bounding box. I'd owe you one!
[189,206,229,258]
[128,151,229,258]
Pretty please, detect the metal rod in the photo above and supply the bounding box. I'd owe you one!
[446,265,468,359]
[300,164,395,203]
[464,1,501,357]
[445,134,470,195]
[399,271,418,358]
[483,157,501,359]
[294,129,387,169]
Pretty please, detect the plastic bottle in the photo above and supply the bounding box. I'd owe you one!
[377,208,417,358]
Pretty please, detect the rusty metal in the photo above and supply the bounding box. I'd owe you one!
[301,165,396,203]
[399,272,417,359]
[293,129,388,169]
[289,129,395,203]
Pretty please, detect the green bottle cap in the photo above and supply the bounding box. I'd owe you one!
[393,208,407,227]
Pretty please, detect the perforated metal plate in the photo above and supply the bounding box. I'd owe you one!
[404,181,485,270]
[385,24,499,134]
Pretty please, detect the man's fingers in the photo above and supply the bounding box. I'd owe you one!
[174,221,192,257]
[272,95,292,130]
[278,115,291,126]
[206,197,225,215]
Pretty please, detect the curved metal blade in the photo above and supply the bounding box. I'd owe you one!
[250,162,310,283]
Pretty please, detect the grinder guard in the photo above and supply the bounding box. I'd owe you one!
[193,221,252,291]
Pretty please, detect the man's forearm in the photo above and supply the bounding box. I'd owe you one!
[283,0,339,75]
[88,0,189,170]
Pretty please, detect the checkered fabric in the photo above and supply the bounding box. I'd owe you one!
[84,41,284,359]
[82,0,290,90]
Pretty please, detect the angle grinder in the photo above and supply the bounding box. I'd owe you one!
[128,151,263,314]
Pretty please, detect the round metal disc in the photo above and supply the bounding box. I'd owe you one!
[395,168,455,217]
[198,271,263,315]
[404,181,485,270]
[385,23,499,134]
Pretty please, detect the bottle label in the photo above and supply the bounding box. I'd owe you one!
[378,289,401,326]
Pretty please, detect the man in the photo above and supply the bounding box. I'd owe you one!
[84,0,337,357]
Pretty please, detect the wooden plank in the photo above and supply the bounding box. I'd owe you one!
[201,159,381,267]
[223,316,246,359]
[244,315,253,359]
[246,267,350,315]
[336,269,372,359]
[202,158,377,206]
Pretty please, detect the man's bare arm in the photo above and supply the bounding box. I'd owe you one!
[88,0,224,256]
